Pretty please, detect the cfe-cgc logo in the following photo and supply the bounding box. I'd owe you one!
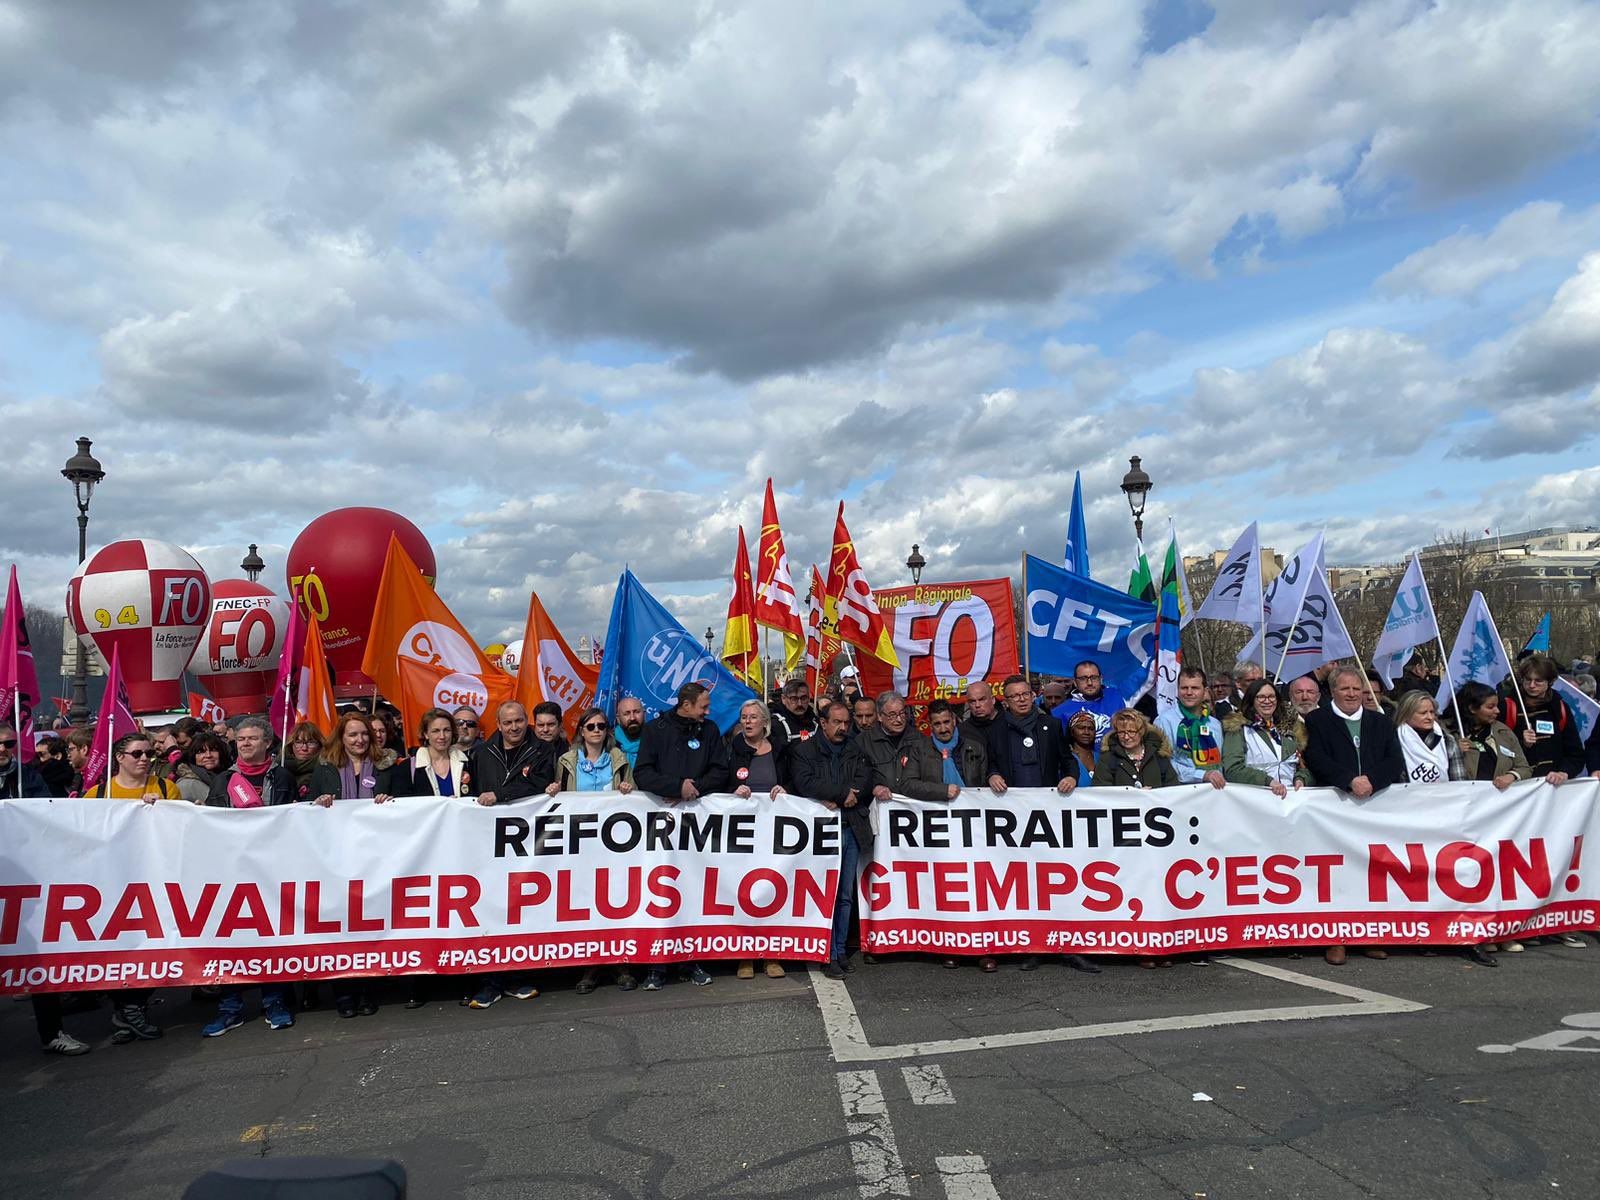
[638,629,720,712]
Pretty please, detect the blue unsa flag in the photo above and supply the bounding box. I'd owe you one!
[1371,552,1439,686]
[595,568,756,730]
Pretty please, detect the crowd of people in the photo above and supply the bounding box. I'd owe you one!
[3,646,1596,1059]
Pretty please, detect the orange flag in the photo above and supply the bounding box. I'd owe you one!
[361,534,515,737]
[825,502,900,669]
[805,564,831,695]
[513,590,599,739]
[720,526,762,690]
[753,480,806,670]
[396,656,515,741]
[298,611,339,737]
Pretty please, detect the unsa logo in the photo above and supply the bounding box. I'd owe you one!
[639,629,718,709]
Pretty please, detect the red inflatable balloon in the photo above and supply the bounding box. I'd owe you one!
[286,508,437,699]
[191,580,291,716]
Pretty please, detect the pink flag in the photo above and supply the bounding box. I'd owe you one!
[268,598,305,749]
[84,644,138,795]
[0,565,41,763]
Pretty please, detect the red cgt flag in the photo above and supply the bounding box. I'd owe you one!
[825,503,899,669]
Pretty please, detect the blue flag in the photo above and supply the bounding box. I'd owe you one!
[1523,612,1551,655]
[1024,554,1156,700]
[595,569,756,730]
[1063,471,1090,575]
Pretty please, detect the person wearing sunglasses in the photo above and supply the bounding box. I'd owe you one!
[78,731,174,1044]
[0,722,50,799]
[452,706,484,750]
[82,732,183,803]
[548,707,639,996]
[548,708,635,796]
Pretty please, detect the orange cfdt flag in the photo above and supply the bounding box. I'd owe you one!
[513,590,600,739]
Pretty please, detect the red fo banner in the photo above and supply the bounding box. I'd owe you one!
[0,794,839,994]
[856,578,1019,706]
[862,781,1599,956]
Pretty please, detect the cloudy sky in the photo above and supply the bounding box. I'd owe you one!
[4,0,1600,654]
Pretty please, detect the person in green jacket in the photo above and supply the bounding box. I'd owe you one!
[1221,680,1312,797]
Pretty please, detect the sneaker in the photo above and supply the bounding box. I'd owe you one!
[112,1004,162,1042]
[616,970,639,992]
[1560,934,1587,948]
[467,985,502,1009]
[822,960,847,980]
[505,982,539,1001]
[1503,940,1525,953]
[44,1031,90,1056]
[682,965,713,987]
[202,1012,245,1038]
[763,962,786,979]
[641,969,665,991]
[263,1005,296,1031]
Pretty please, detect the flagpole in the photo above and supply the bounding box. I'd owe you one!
[1020,554,1031,683]
[1271,613,1299,683]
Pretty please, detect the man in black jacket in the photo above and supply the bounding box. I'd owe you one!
[984,675,1077,796]
[1303,667,1406,967]
[1303,668,1406,797]
[464,702,552,1008]
[633,683,731,803]
[769,678,818,752]
[861,692,959,805]
[982,677,1096,974]
[959,680,1000,744]
[633,683,729,990]
[0,723,49,798]
[791,700,872,978]
[468,702,556,805]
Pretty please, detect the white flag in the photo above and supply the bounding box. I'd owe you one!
[1371,553,1440,686]
[1192,521,1263,627]
[1553,676,1598,752]
[1238,531,1326,676]
[1437,591,1513,708]
[1244,562,1358,679]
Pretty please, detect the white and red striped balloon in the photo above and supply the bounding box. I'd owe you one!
[67,539,212,714]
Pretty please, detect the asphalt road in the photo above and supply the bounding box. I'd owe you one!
[3,944,1597,1199]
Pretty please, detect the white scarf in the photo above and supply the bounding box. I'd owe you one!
[1397,724,1450,784]
[1241,726,1297,785]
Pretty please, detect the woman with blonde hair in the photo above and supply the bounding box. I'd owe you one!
[1092,709,1178,790]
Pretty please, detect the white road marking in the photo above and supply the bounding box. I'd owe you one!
[836,1069,910,1199]
[902,1063,955,1105]
[1480,1011,1600,1054]
[935,1155,1000,1200]
[810,956,1429,1063]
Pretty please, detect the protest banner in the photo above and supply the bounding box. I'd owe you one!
[861,780,1600,957]
[855,578,1020,706]
[0,794,840,994]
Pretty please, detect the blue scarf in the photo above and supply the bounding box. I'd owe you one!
[932,731,964,788]
[613,727,641,769]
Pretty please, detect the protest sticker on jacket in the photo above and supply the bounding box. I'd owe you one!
[856,579,1019,706]
[0,794,839,994]
[860,781,1599,958]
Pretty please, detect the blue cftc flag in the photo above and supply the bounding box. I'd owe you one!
[1024,554,1156,700]
[595,569,756,731]
[1063,470,1090,575]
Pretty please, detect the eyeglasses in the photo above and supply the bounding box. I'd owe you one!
[1074,675,1101,683]
[1004,691,1033,701]
[0,738,16,749]
[456,719,478,728]
[582,721,609,732]
[120,749,152,759]
[881,708,907,720]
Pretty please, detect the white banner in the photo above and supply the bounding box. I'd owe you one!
[861,781,1599,957]
[0,794,840,994]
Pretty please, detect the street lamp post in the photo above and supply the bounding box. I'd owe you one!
[906,543,926,586]
[1120,455,1153,543]
[60,436,105,725]
[704,626,715,652]
[241,544,265,582]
